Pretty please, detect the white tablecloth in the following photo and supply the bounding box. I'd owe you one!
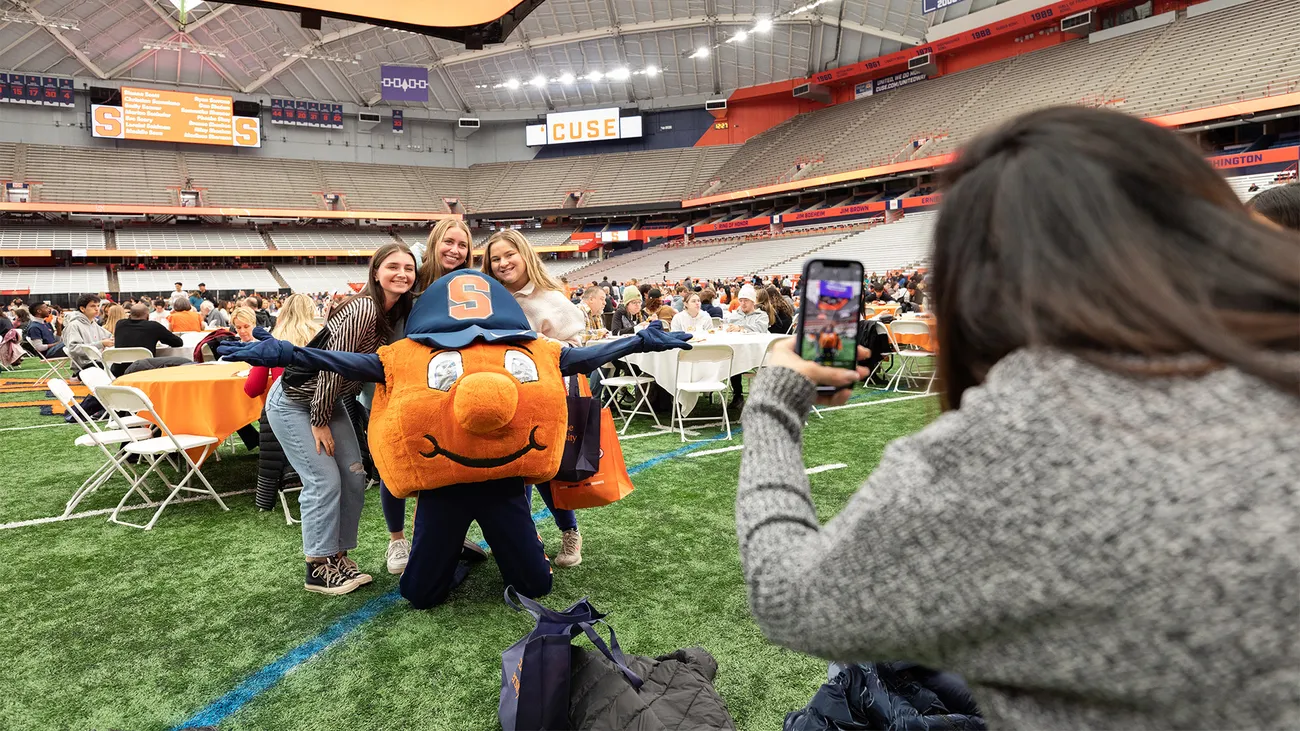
[156,330,210,360]
[622,332,786,414]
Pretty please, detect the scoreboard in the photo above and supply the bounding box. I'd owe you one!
[270,98,344,129]
[0,74,74,107]
[91,87,260,147]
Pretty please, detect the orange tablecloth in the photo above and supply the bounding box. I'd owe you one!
[115,361,263,461]
[887,316,937,352]
[868,303,900,317]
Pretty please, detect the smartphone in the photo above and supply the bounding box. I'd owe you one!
[795,259,865,393]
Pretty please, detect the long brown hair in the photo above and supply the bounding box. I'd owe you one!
[338,242,416,344]
[933,105,1299,409]
[764,285,793,319]
[416,218,475,292]
[481,229,564,292]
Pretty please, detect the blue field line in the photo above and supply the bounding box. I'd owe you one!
[171,436,734,730]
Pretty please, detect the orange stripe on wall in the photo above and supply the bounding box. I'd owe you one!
[0,201,459,220]
[682,154,954,207]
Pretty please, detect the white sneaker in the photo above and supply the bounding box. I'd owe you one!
[386,538,411,575]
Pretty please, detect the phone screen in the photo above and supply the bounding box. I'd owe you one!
[798,274,862,371]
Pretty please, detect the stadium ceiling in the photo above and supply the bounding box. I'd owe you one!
[0,0,1012,115]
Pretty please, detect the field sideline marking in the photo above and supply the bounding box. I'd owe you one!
[0,489,255,531]
[0,421,77,432]
[171,393,934,729]
[688,444,745,458]
[806,463,847,475]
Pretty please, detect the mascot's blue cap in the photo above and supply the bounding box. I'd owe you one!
[406,270,536,349]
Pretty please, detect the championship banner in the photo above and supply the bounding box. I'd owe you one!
[271,98,345,128]
[922,0,963,13]
[381,65,429,102]
[0,73,73,107]
[392,109,404,134]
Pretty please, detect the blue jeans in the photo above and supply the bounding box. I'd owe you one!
[265,380,366,559]
[529,483,578,532]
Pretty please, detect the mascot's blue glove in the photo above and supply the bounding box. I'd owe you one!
[217,337,295,367]
[217,338,385,383]
[558,321,692,376]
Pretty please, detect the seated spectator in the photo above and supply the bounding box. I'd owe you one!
[723,284,769,333]
[648,305,677,329]
[700,288,723,319]
[578,286,609,344]
[63,294,114,372]
[167,299,204,332]
[206,299,233,329]
[645,288,663,315]
[0,309,11,338]
[763,285,795,335]
[248,296,275,329]
[735,106,1300,728]
[112,304,184,377]
[149,298,171,327]
[611,292,644,336]
[188,290,204,312]
[230,306,259,342]
[1247,182,1300,230]
[671,292,713,333]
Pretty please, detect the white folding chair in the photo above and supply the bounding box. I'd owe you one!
[885,320,937,395]
[49,379,154,516]
[281,486,303,525]
[710,317,723,329]
[96,384,227,530]
[671,344,735,442]
[600,366,663,435]
[79,367,152,428]
[68,343,107,373]
[102,346,153,377]
[25,337,71,383]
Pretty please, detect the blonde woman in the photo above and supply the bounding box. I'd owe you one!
[102,304,126,335]
[248,294,322,514]
[414,218,475,293]
[483,228,587,567]
[374,218,477,575]
[230,306,259,343]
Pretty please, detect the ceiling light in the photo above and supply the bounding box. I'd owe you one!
[607,67,630,81]
[691,47,710,59]
[0,9,80,30]
[729,30,748,43]
[529,74,547,87]
[505,78,520,90]
[585,70,604,82]
[754,18,773,33]
[558,72,575,84]
[644,65,659,77]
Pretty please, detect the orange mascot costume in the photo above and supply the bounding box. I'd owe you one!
[219,270,691,608]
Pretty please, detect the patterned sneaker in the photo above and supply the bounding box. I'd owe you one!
[304,559,362,595]
[555,529,583,568]
[335,553,373,587]
[386,539,412,575]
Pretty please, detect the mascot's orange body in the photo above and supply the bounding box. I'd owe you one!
[370,338,567,498]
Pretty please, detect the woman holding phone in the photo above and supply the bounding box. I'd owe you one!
[736,107,1299,727]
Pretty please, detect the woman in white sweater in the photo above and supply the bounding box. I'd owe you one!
[482,229,587,567]
[670,292,713,333]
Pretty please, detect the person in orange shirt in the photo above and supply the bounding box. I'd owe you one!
[167,298,204,332]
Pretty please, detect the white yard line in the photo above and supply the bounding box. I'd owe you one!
[0,422,77,432]
[0,489,254,531]
[619,427,697,441]
[819,393,932,412]
[687,444,745,458]
[805,463,847,475]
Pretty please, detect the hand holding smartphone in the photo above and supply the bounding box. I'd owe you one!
[794,259,866,394]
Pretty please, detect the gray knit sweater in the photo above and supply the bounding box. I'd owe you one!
[738,350,1299,729]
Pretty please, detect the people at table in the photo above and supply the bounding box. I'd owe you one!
[265,242,415,596]
[611,292,644,336]
[230,306,259,342]
[671,292,713,334]
[699,288,724,319]
[761,285,795,335]
[207,299,233,329]
[63,294,114,374]
[111,304,184,377]
[723,284,769,409]
[484,228,587,568]
[167,299,204,333]
[149,298,171,327]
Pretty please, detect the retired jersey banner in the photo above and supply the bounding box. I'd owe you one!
[922,0,963,13]
[381,65,429,102]
[392,109,404,133]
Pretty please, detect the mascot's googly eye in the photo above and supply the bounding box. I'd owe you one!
[428,351,464,392]
[504,350,538,384]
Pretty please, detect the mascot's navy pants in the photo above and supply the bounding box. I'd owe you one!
[400,477,553,609]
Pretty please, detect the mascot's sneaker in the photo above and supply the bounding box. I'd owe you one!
[304,558,363,595]
[386,539,412,574]
[555,529,583,567]
[461,539,489,563]
[336,554,373,587]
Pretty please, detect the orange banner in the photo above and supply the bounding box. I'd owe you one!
[92,88,260,148]
[692,215,771,234]
[1206,147,1300,170]
[684,155,952,208]
[783,201,886,223]
[225,0,528,28]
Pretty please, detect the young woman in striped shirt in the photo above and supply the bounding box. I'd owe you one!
[265,243,416,595]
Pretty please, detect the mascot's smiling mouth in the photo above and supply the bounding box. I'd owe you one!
[419,426,547,467]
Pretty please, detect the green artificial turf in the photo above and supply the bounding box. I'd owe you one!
[0,375,938,731]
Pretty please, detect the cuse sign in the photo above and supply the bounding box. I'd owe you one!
[546,107,620,145]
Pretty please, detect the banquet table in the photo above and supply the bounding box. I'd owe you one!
[114,361,262,464]
[885,315,937,352]
[621,331,786,414]
[156,330,211,360]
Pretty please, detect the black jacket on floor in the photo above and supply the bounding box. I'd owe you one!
[785,662,985,731]
[568,646,735,730]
